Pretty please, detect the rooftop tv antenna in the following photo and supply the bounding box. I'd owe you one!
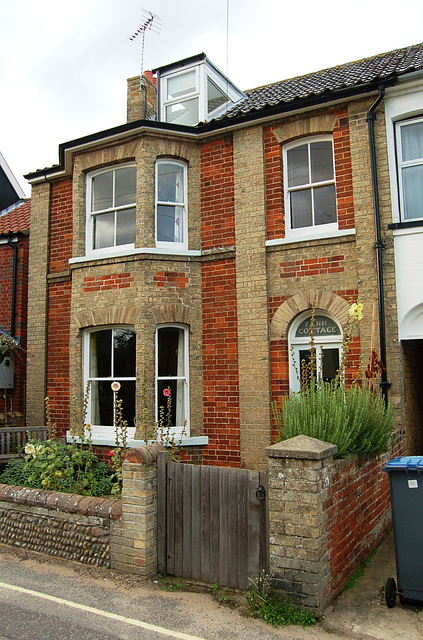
[130,9,161,88]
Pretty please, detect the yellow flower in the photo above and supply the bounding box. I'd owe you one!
[348,302,363,321]
[24,443,36,456]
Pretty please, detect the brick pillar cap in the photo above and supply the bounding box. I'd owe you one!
[123,444,166,465]
[266,435,338,460]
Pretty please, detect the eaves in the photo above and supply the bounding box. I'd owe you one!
[25,76,398,186]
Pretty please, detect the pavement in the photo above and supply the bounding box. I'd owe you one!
[321,532,423,640]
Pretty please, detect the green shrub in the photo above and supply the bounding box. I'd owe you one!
[0,438,114,496]
[273,381,393,458]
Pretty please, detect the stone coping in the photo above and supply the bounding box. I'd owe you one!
[266,434,338,460]
[0,484,122,520]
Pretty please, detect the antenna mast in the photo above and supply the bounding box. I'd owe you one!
[130,8,162,89]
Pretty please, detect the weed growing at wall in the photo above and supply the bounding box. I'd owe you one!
[273,303,393,458]
[246,571,316,627]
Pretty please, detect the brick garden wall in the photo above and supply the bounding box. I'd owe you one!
[0,484,121,566]
[267,435,403,614]
[325,454,393,600]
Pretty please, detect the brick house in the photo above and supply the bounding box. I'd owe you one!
[0,153,30,423]
[24,45,423,468]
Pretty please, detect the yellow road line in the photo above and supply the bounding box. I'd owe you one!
[0,581,207,640]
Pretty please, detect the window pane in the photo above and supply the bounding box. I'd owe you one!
[116,208,136,245]
[157,205,184,243]
[92,380,113,426]
[119,380,136,428]
[322,348,339,382]
[115,167,136,207]
[158,327,182,376]
[287,144,309,187]
[94,212,114,249]
[291,189,312,228]
[402,165,423,220]
[310,141,334,183]
[167,70,196,99]
[90,329,111,378]
[113,329,136,377]
[314,184,337,225]
[401,122,423,161]
[92,171,113,211]
[157,379,185,428]
[157,163,184,203]
[207,78,228,114]
[165,98,199,125]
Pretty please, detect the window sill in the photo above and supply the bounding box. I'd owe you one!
[66,431,208,448]
[266,228,356,247]
[388,220,423,231]
[69,247,201,265]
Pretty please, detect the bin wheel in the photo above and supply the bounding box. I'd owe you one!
[385,577,397,608]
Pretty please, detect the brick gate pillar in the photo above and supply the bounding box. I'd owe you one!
[266,435,338,615]
[110,444,164,577]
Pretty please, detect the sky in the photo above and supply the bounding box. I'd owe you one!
[2,0,423,197]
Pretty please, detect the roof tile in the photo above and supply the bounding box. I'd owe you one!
[0,199,30,235]
[224,43,423,119]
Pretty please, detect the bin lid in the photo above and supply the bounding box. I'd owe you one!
[384,456,423,472]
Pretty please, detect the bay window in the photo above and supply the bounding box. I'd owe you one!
[84,327,136,435]
[156,325,189,435]
[86,165,136,254]
[155,160,187,249]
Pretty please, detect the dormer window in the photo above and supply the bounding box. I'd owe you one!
[155,54,245,126]
[164,69,200,125]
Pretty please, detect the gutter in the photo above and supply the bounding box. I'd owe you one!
[366,85,390,405]
[6,233,18,338]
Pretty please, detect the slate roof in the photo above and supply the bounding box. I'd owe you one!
[223,42,423,120]
[0,199,30,235]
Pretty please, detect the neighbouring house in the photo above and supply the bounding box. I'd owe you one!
[0,153,30,424]
[24,44,423,468]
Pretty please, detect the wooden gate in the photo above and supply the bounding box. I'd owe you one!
[157,453,268,590]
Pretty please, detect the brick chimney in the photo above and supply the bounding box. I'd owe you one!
[127,71,157,122]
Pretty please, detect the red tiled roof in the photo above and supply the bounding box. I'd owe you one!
[0,199,30,235]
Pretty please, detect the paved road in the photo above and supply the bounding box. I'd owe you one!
[0,544,346,640]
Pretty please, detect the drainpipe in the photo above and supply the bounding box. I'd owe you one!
[6,234,18,338]
[366,85,390,406]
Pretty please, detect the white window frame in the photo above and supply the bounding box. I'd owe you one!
[85,164,136,257]
[288,310,343,393]
[396,116,423,223]
[283,136,338,239]
[83,326,136,440]
[155,324,190,437]
[161,65,202,126]
[155,159,188,250]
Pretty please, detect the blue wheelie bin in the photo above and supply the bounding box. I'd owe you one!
[384,456,423,607]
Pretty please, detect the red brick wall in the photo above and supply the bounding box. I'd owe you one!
[200,138,235,250]
[0,234,29,416]
[47,179,73,436]
[265,111,355,240]
[325,434,404,602]
[264,126,284,241]
[202,259,240,466]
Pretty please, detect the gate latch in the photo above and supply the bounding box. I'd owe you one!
[256,485,266,500]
